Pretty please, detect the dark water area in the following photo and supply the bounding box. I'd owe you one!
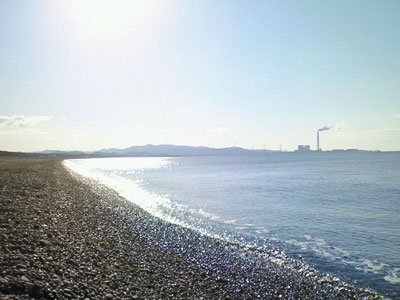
[66,152,400,298]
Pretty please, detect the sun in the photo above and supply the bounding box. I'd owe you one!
[66,0,159,41]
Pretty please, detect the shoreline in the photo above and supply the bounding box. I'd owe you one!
[0,157,382,299]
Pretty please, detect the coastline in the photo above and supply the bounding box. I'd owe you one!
[0,157,382,299]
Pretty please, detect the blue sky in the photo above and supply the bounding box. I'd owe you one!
[1,0,399,151]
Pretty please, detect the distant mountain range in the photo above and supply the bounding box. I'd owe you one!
[36,144,277,158]
[0,145,393,158]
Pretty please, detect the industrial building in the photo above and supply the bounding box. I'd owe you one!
[296,145,311,152]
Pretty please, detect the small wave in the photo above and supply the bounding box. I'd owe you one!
[197,208,220,221]
[224,219,237,224]
[384,268,400,285]
[360,259,388,273]
[255,228,270,234]
[236,226,250,230]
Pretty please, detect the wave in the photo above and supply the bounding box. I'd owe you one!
[285,234,398,286]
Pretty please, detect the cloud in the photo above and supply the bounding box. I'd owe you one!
[0,115,52,136]
[0,115,51,128]
[393,114,400,119]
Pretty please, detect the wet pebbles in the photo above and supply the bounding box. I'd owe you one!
[0,157,382,299]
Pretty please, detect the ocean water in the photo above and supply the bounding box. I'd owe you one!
[65,152,400,298]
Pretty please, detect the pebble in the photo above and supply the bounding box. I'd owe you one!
[39,239,50,247]
[30,284,43,297]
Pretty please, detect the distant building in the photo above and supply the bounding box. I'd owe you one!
[296,145,311,152]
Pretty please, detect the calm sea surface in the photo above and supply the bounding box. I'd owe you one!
[65,152,400,298]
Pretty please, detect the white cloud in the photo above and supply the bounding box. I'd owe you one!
[0,115,51,128]
[0,115,52,136]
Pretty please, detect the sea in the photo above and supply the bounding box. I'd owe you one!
[64,151,400,298]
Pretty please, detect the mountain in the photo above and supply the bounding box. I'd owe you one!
[37,150,89,155]
[34,144,276,157]
[98,144,275,157]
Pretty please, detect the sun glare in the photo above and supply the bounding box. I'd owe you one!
[67,0,159,41]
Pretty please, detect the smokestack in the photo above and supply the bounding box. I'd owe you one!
[317,125,333,151]
[316,124,343,151]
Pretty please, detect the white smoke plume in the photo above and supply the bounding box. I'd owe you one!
[318,125,333,132]
[318,123,344,132]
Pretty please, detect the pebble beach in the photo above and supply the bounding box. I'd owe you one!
[0,157,382,299]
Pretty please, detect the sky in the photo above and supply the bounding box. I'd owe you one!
[1,0,399,152]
